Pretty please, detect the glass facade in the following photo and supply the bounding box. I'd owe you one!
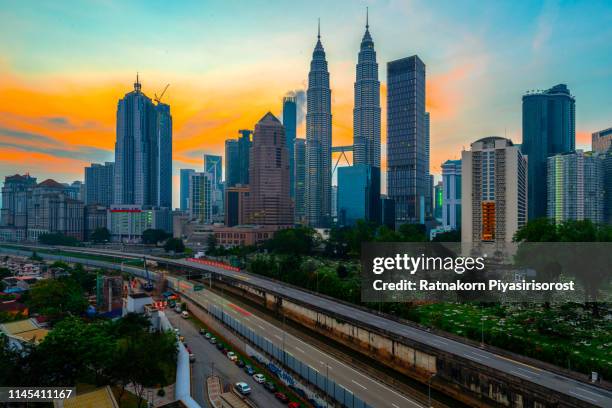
[283,96,297,198]
[179,169,194,211]
[337,165,380,226]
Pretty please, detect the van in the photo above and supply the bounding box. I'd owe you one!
[181,311,189,319]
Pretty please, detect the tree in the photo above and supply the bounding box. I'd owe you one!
[336,264,349,279]
[431,229,461,242]
[266,227,316,256]
[27,278,88,320]
[398,223,427,242]
[513,218,559,242]
[142,229,170,245]
[206,233,218,255]
[164,238,185,253]
[90,227,111,243]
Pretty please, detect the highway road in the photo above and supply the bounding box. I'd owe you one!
[4,244,612,407]
[166,308,285,408]
[180,283,423,408]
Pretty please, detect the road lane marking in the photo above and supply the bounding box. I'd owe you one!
[294,347,305,353]
[258,325,265,330]
[569,391,598,403]
[351,380,367,390]
[574,388,603,398]
[510,370,533,380]
[392,404,400,408]
[274,334,283,340]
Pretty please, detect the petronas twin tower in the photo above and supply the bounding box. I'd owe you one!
[305,13,380,227]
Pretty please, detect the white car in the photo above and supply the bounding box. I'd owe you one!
[253,373,266,384]
[181,311,189,319]
[235,382,251,395]
[227,351,238,361]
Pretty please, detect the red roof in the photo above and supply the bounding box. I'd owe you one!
[37,179,65,188]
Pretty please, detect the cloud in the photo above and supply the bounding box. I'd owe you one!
[532,1,559,52]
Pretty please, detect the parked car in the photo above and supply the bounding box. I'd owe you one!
[274,392,289,403]
[175,305,182,313]
[189,353,195,363]
[264,382,276,393]
[244,365,255,375]
[205,332,212,339]
[209,337,217,344]
[236,360,246,368]
[216,343,224,351]
[288,403,300,408]
[253,373,266,384]
[227,351,238,361]
[199,328,206,335]
[181,311,189,318]
[235,382,251,395]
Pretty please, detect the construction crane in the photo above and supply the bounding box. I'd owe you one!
[154,84,170,104]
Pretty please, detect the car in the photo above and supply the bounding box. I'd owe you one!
[227,351,238,361]
[244,365,255,375]
[288,403,300,408]
[234,382,251,395]
[189,353,195,363]
[181,311,189,319]
[253,373,266,384]
[209,337,217,344]
[175,305,182,313]
[199,328,206,335]
[216,343,224,351]
[205,332,212,339]
[236,360,246,368]
[274,392,289,403]
[264,382,276,393]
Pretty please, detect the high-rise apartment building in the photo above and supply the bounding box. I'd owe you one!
[353,13,381,170]
[386,56,427,226]
[225,130,253,188]
[442,159,462,230]
[294,138,306,224]
[189,172,212,224]
[462,137,527,243]
[592,128,612,154]
[247,112,292,226]
[305,23,332,227]
[114,77,172,208]
[522,84,575,219]
[337,165,380,226]
[547,151,604,223]
[0,174,37,241]
[179,169,195,211]
[283,96,297,199]
[85,162,114,206]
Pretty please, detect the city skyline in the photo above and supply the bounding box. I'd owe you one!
[1,1,611,208]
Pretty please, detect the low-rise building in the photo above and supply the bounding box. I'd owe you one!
[212,225,278,248]
[107,205,171,243]
[0,318,49,349]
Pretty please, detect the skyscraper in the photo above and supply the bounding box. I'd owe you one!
[441,159,462,230]
[246,112,292,226]
[547,151,604,223]
[425,112,432,217]
[114,76,172,208]
[189,172,212,224]
[386,56,427,226]
[0,174,37,241]
[179,169,195,211]
[462,137,527,243]
[283,96,297,199]
[522,84,575,219]
[225,139,240,187]
[294,138,306,224]
[85,162,114,207]
[305,21,332,227]
[204,154,222,190]
[353,10,381,169]
[592,127,612,153]
[337,165,380,226]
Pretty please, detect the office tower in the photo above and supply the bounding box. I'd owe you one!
[294,138,306,223]
[602,151,612,224]
[156,102,173,208]
[114,76,172,207]
[283,96,297,198]
[522,84,575,219]
[433,181,443,221]
[441,159,462,230]
[225,139,240,187]
[225,185,250,227]
[225,130,253,188]
[337,165,381,226]
[27,179,84,241]
[547,151,604,223]
[189,172,212,224]
[179,169,195,211]
[380,196,396,230]
[306,22,332,227]
[108,205,171,242]
[331,185,338,219]
[204,154,223,219]
[592,128,612,153]
[85,162,114,206]
[387,56,427,226]
[247,112,292,226]
[425,112,432,217]
[64,181,84,201]
[0,174,37,241]
[353,11,381,170]
[462,137,527,243]
[84,204,107,240]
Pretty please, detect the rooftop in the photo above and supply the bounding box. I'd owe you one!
[56,386,119,408]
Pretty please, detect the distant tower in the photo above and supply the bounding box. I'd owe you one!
[283,96,297,199]
[353,7,381,169]
[247,113,293,226]
[114,75,172,207]
[305,20,332,227]
[294,138,306,224]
